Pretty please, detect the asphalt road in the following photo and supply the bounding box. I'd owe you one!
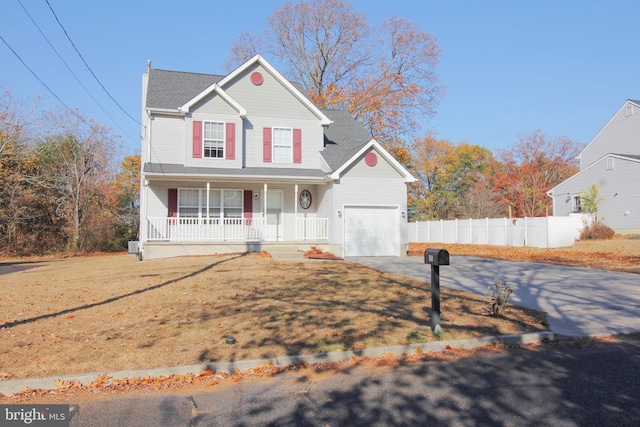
[349,256,640,337]
[67,335,640,426]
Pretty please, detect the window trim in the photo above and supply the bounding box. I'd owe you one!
[272,127,293,163]
[202,121,225,159]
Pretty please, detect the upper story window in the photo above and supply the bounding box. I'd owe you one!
[263,126,301,164]
[605,157,614,170]
[273,127,292,163]
[203,121,225,158]
[193,120,235,160]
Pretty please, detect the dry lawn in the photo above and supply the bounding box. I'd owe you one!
[0,252,547,380]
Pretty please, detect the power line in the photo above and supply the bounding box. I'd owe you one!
[17,0,139,145]
[44,0,142,127]
[0,33,75,114]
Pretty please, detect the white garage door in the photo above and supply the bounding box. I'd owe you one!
[344,206,400,257]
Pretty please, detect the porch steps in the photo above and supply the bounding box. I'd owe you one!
[266,245,305,261]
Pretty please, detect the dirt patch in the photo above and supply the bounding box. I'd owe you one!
[0,253,546,381]
[409,235,640,274]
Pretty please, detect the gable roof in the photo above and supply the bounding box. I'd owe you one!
[577,99,640,161]
[146,69,224,111]
[548,153,640,194]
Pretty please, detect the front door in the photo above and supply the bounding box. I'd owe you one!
[266,190,284,241]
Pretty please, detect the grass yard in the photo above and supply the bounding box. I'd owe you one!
[0,253,547,380]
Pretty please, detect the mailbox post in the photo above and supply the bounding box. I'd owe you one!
[424,248,450,333]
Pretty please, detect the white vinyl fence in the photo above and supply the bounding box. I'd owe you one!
[409,214,586,248]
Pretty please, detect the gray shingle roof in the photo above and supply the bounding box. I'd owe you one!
[146,69,224,110]
[144,163,327,179]
[321,109,372,170]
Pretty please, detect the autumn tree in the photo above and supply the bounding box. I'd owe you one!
[226,0,442,143]
[410,134,504,220]
[31,108,119,251]
[110,154,141,244]
[0,91,57,253]
[495,130,582,217]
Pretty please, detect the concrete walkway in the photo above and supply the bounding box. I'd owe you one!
[349,255,640,338]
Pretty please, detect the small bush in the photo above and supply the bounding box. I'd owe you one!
[580,221,615,240]
[487,278,513,316]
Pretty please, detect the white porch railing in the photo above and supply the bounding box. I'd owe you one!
[146,217,328,242]
[295,217,328,241]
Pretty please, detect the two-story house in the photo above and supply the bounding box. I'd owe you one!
[548,99,640,233]
[139,55,415,260]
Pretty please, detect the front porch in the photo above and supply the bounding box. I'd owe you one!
[145,216,328,242]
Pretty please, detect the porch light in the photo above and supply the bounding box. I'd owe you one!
[337,209,342,217]
[254,192,259,200]
[401,210,406,218]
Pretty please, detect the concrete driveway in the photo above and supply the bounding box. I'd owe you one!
[349,256,640,337]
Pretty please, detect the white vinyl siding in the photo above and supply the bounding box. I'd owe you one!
[580,101,640,169]
[148,115,184,165]
[552,156,640,231]
[243,117,324,169]
[224,65,318,121]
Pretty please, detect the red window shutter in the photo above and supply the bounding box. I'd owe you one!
[192,121,202,158]
[225,122,235,160]
[263,127,272,163]
[168,189,178,217]
[293,128,302,163]
[243,190,253,220]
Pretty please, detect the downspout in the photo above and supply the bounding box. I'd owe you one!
[546,190,555,216]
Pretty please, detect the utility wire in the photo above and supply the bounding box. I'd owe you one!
[45,0,142,127]
[0,33,75,114]
[17,0,139,145]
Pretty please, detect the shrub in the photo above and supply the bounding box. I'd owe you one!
[487,278,513,316]
[580,221,615,240]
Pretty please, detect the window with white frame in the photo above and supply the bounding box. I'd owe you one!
[573,196,582,213]
[272,127,292,163]
[203,121,225,158]
[177,188,243,218]
[605,157,614,170]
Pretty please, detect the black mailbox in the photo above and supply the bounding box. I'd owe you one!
[424,248,449,266]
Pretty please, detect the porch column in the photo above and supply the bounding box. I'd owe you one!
[206,182,210,219]
[294,184,299,240]
[263,183,268,220]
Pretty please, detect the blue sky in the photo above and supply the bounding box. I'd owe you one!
[1,0,638,157]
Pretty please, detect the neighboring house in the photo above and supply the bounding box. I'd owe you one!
[548,99,640,233]
[139,54,415,260]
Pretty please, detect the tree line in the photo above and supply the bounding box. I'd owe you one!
[0,90,139,256]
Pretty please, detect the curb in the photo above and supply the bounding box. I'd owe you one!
[0,331,555,395]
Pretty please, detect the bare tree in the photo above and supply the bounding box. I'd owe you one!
[32,109,118,251]
[226,0,442,143]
